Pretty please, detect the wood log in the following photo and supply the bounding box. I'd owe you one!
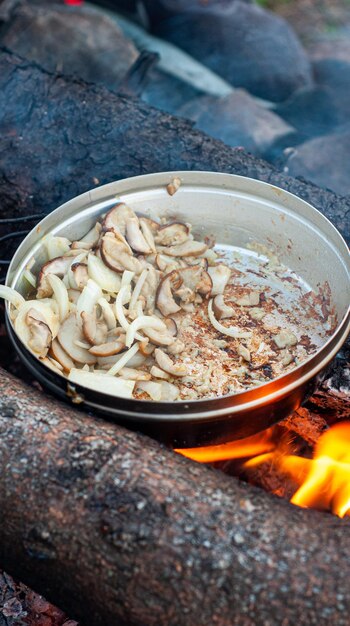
[1,365,350,626]
[0,48,349,250]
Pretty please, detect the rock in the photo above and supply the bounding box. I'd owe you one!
[141,68,204,115]
[313,58,350,114]
[144,0,312,102]
[179,89,295,156]
[283,128,350,197]
[0,1,138,91]
[142,0,252,22]
[274,85,346,143]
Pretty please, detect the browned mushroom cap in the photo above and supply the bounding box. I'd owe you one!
[154,348,187,377]
[37,256,72,298]
[102,203,136,236]
[212,295,235,320]
[26,308,52,357]
[100,233,143,274]
[71,263,89,290]
[88,340,125,357]
[50,338,75,372]
[81,310,108,346]
[125,217,152,254]
[154,222,189,247]
[58,313,96,364]
[157,239,207,258]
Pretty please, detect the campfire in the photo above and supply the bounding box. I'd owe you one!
[179,421,350,518]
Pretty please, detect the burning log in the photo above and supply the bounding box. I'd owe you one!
[1,365,350,626]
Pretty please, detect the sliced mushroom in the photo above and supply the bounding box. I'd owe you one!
[164,318,177,336]
[150,365,170,380]
[58,313,96,364]
[207,264,231,296]
[249,307,266,321]
[154,222,189,247]
[237,343,251,362]
[155,273,182,317]
[167,339,185,355]
[80,222,101,246]
[143,326,175,347]
[68,289,81,304]
[50,338,75,372]
[71,241,93,251]
[37,256,72,298]
[44,235,71,260]
[212,295,235,320]
[102,203,136,236]
[139,217,160,234]
[125,217,152,254]
[157,240,207,258]
[101,233,143,274]
[119,367,151,381]
[88,340,125,357]
[70,263,89,290]
[139,339,155,356]
[140,265,160,313]
[166,177,181,196]
[26,308,52,357]
[154,348,187,377]
[235,291,261,307]
[81,310,108,346]
[139,218,157,253]
[156,266,211,316]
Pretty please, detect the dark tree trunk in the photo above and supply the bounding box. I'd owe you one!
[0,365,350,626]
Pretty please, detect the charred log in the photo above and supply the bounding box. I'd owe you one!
[0,366,350,626]
[0,48,349,254]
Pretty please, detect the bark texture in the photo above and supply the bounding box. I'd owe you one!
[0,366,350,626]
[0,48,349,254]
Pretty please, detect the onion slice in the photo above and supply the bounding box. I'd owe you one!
[88,254,121,293]
[68,368,135,398]
[47,274,69,322]
[208,299,252,339]
[107,342,140,376]
[76,279,102,319]
[0,286,25,309]
[126,315,167,348]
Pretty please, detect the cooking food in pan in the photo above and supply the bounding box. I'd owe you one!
[0,201,335,401]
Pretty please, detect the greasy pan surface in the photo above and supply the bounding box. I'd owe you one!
[6,172,350,446]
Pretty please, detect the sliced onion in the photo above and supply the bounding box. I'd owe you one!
[97,351,146,370]
[23,269,37,289]
[47,274,69,322]
[68,252,88,289]
[126,315,167,348]
[44,235,71,260]
[68,368,135,398]
[107,342,140,376]
[115,285,132,331]
[88,254,121,293]
[160,381,180,401]
[0,286,25,309]
[137,380,162,401]
[121,270,135,288]
[208,299,252,339]
[76,279,102,319]
[129,268,148,312]
[98,297,117,330]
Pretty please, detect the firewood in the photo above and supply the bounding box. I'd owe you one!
[0,365,350,626]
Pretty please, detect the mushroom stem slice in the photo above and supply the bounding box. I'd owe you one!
[154,222,189,247]
[89,340,125,357]
[207,264,231,296]
[157,240,207,258]
[26,309,52,358]
[102,203,136,236]
[50,338,75,372]
[155,275,181,317]
[126,217,152,254]
[212,294,235,320]
[154,348,187,377]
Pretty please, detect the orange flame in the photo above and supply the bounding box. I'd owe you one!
[177,422,350,518]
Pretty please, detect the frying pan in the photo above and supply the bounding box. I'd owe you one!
[5,172,350,447]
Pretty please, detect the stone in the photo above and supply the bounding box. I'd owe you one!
[308,36,350,63]
[143,0,312,102]
[283,128,350,197]
[0,1,138,91]
[178,89,295,156]
[141,68,204,115]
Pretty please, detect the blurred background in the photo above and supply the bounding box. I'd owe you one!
[1,0,349,195]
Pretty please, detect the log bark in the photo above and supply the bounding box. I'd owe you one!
[0,365,350,626]
[0,48,349,252]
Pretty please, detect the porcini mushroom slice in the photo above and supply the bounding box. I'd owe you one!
[125,217,152,254]
[150,365,170,380]
[156,274,182,317]
[89,340,125,357]
[71,263,89,290]
[101,233,143,274]
[143,327,175,347]
[157,240,207,258]
[154,348,187,377]
[273,330,298,349]
[80,222,101,246]
[50,338,75,372]
[14,300,59,350]
[139,218,157,253]
[102,203,136,236]
[81,310,108,345]
[139,339,155,356]
[26,308,52,358]
[235,292,261,307]
[58,313,96,365]
[118,367,151,381]
[207,264,231,296]
[154,222,189,247]
[44,235,71,260]
[164,318,177,336]
[37,256,72,298]
[212,295,235,320]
